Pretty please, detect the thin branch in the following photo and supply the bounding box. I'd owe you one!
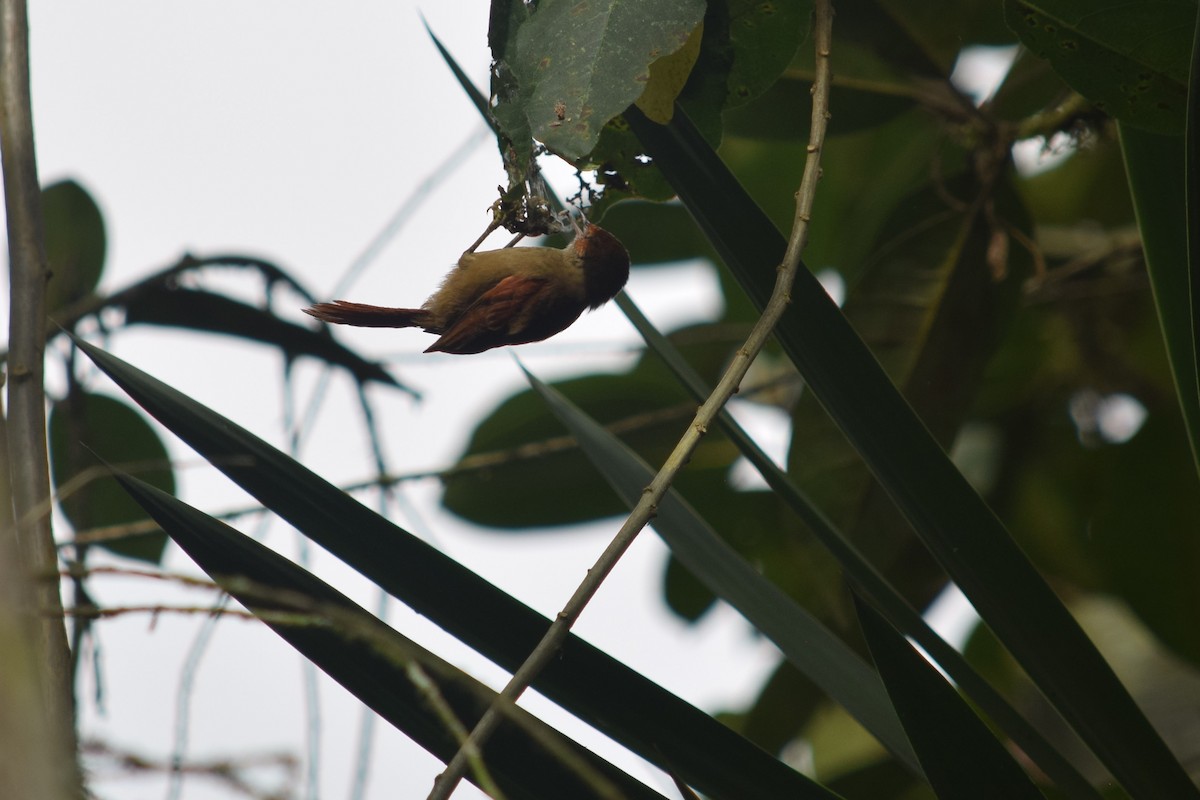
[406,663,508,800]
[63,604,267,623]
[1012,92,1095,142]
[83,738,298,800]
[426,2,837,797]
[58,567,230,609]
[0,1,79,795]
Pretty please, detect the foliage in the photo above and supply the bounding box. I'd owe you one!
[10,0,1200,797]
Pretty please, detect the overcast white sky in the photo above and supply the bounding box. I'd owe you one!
[23,4,789,799]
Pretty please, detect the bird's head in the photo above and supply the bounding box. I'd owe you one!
[571,222,630,309]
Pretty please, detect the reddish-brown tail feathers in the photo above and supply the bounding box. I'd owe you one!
[304,300,433,329]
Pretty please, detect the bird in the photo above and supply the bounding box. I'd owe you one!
[304,219,629,354]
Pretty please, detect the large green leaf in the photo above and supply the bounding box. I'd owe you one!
[624,102,1198,798]
[442,354,740,529]
[505,0,706,160]
[49,392,171,563]
[114,473,666,800]
[1005,0,1195,133]
[723,107,950,286]
[73,338,833,800]
[787,173,1029,599]
[487,0,810,206]
[724,47,917,140]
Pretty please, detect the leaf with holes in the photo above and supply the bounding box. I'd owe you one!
[1004,0,1194,133]
[506,0,706,160]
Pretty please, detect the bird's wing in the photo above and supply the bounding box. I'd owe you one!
[426,274,555,354]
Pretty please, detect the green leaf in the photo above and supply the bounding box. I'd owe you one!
[506,0,706,160]
[989,47,1079,123]
[587,115,680,206]
[724,67,915,140]
[520,365,923,776]
[1120,125,1200,474]
[723,108,952,283]
[1005,0,1195,133]
[72,337,832,800]
[855,596,1044,800]
[442,367,740,529]
[789,173,1029,581]
[49,392,171,563]
[114,472,666,800]
[43,179,106,315]
[624,103,1199,798]
[635,21,704,124]
[1091,416,1200,666]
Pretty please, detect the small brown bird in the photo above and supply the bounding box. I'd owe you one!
[305,221,630,354]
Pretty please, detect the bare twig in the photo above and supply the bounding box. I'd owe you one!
[83,738,299,800]
[426,2,837,797]
[0,1,79,795]
[63,604,266,623]
[406,663,508,800]
[61,564,221,590]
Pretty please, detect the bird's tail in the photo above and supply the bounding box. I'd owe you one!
[304,300,433,329]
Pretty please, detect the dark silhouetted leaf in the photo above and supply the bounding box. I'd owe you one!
[115,472,668,800]
[624,102,1198,797]
[442,367,739,529]
[1120,125,1200,474]
[43,179,106,315]
[521,366,922,774]
[74,337,832,800]
[120,284,407,391]
[856,595,1043,799]
[49,392,171,563]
